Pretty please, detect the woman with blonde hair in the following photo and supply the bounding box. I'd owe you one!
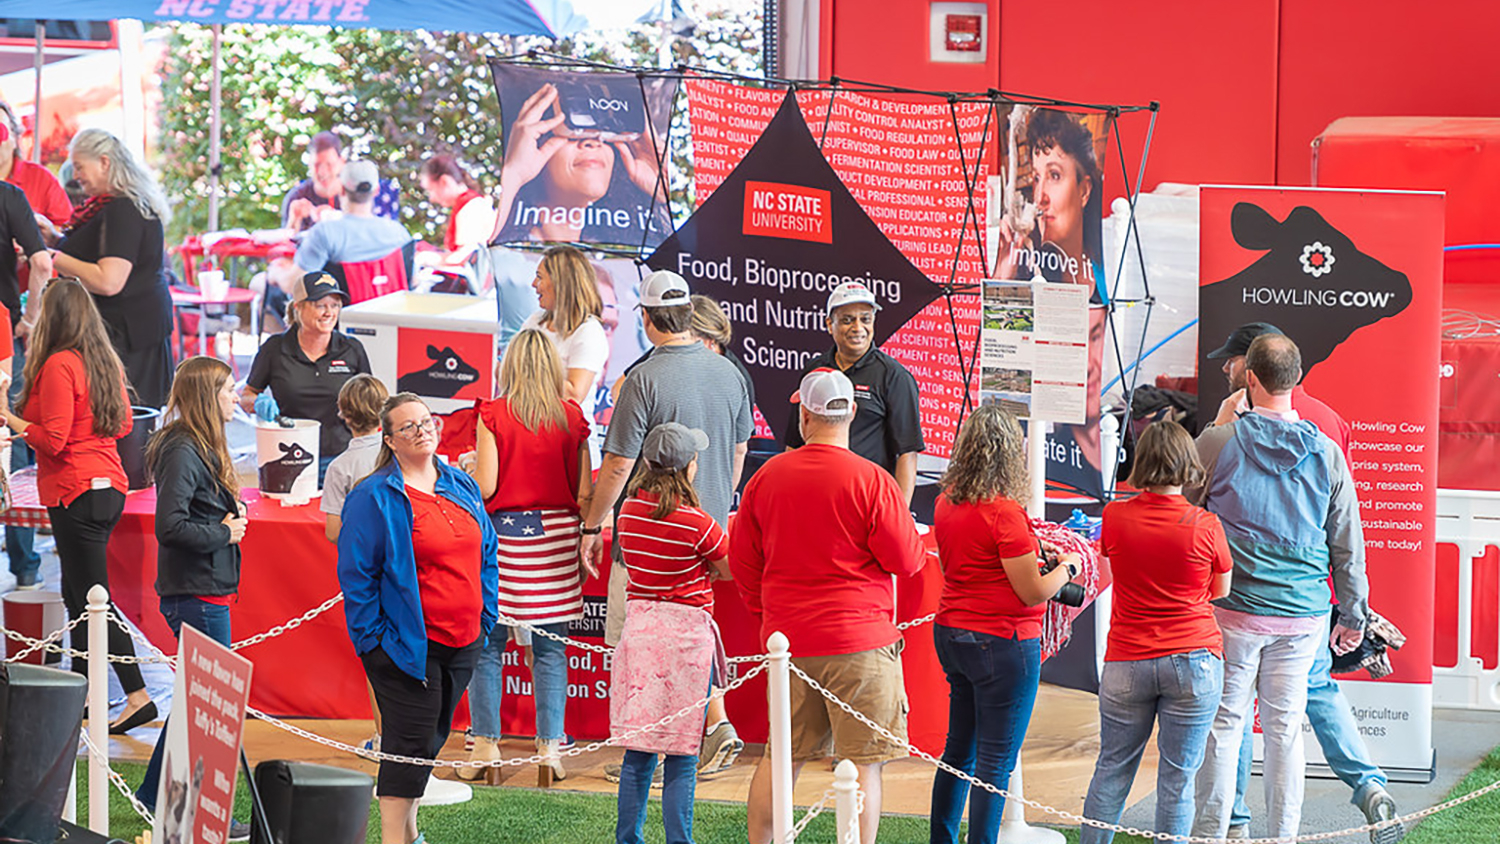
[929,405,1081,844]
[3,279,155,731]
[466,328,593,784]
[51,128,174,407]
[135,356,250,830]
[521,245,607,465]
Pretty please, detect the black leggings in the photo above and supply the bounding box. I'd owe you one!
[49,487,143,694]
[361,638,479,798]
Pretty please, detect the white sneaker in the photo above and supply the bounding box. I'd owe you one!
[698,722,744,775]
[1360,785,1405,844]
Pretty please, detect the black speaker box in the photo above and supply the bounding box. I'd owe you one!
[0,663,88,844]
[250,760,371,844]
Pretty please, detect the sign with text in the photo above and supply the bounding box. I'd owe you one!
[742,181,833,243]
[153,625,253,844]
[1199,185,1442,775]
[979,280,1089,424]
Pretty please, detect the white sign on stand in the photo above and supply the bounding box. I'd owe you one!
[979,280,1090,426]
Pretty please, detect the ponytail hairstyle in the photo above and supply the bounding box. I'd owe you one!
[148,356,238,496]
[625,456,701,520]
[18,279,130,437]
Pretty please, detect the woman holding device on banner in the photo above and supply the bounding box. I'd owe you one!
[491,80,671,245]
[1079,420,1232,844]
[338,393,498,844]
[135,356,251,834]
[3,279,157,733]
[50,128,174,409]
[521,245,609,466]
[467,329,592,785]
[929,405,1081,844]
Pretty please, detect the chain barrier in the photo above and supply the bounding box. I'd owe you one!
[229,594,344,651]
[78,729,157,827]
[787,662,1490,844]
[246,661,767,771]
[785,789,834,843]
[1,613,86,663]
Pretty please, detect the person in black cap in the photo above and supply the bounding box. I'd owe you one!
[1204,321,1349,453]
[241,272,373,482]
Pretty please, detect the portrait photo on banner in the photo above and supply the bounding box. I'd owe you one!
[490,63,678,249]
[985,106,1112,496]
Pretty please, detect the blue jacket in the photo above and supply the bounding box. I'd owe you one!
[1192,412,1368,628]
[336,459,499,681]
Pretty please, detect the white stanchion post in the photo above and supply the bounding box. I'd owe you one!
[1026,420,1046,520]
[767,631,794,844]
[998,765,1063,844]
[832,759,861,844]
[63,770,76,823]
[86,584,109,835]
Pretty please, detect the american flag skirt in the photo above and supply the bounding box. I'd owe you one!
[490,508,585,626]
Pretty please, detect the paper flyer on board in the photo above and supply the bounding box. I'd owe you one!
[980,279,1088,424]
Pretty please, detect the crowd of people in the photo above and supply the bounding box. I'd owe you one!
[0,111,1406,844]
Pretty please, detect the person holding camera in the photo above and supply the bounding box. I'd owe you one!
[1079,420,1232,843]
[929,405,1079,844]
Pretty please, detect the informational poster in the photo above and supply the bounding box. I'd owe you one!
[489,64,678,249]
[153,626,253,844]
[685,80,990,457]
[1199,186,1442,777]
[980,280,1090,425]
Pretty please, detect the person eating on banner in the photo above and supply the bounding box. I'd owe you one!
[783,281,924,504]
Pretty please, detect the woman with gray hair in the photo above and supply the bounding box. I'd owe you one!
[52,128,175,408]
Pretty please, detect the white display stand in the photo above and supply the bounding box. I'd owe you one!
[341,292,500,415]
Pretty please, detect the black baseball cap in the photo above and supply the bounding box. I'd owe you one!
[299,271,348,304]
[1206,322,1283,359]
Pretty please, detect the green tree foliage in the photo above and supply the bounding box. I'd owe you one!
[156,2,761,250]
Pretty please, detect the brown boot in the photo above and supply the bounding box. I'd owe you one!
[458,735,502,785]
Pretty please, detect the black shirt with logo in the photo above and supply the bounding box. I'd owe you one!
[247,326,372,459]
[783,346,925,474]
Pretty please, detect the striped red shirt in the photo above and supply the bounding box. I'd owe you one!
[493,508,584,624]
[617,491,727,610]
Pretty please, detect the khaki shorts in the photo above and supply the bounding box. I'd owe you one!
[605,561,627,647]
[787,641,909,765]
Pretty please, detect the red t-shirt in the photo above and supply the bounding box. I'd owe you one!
[408,485,484,648]
[1100,492,1233,661]
[618,490,727,610]
[0,304,12,363]
[1291,386,1351,461]
[444,190,484,253]
[729,444,927,657]
[478,397,590,512]
[935,494,1044,640]
[21,350,129,507]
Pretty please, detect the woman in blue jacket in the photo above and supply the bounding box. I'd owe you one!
[337,393,499,844]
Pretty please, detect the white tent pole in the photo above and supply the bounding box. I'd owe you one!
[208,23,223,231]
[32,21,44,163]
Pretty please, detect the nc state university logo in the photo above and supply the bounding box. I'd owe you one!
[397,345,480,399]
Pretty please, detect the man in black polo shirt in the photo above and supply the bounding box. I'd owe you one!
[785,281,924,503]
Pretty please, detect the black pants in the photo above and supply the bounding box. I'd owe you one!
[49,487,143,694]
[117,336,174,410]
[361,638,480,798]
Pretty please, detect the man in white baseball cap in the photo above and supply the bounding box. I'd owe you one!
[784,280,924,503]
[734,365,927,844]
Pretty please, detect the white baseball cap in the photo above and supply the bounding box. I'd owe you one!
[639,270,692,308]
[791,368,855,417]
[826,281,881,316]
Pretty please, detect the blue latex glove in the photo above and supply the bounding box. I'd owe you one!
[254,391,280,424]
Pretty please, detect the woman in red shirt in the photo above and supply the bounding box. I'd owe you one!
[3,279,155,732]
[930,405,1079,844]
[1080,420,1232,843]
[469,328,592,784]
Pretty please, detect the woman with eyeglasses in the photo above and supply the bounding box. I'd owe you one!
[336,393,499,844]
[241,271,371,483]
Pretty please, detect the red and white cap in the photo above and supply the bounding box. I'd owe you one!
[791,367,855,417]
[826,281,880,316]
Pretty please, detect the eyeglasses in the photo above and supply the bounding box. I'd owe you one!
[393,417,436,438]
[835,313,875,328]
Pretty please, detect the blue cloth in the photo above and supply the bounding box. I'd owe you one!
[1081,651,1223,843]
[1230,644,1387,827]
[40,1,559,36]
[469,622,569,741]
[336,460,499,682]
[294,214,413,273]
[137,596,233,811]
[929,624,1041,844]
[616,750,697,844]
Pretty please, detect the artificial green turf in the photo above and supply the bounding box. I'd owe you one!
[1404,743,1500,844]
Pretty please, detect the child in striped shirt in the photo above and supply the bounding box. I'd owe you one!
[611,422,730,844]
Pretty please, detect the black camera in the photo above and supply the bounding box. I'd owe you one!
[1040,547,1086,607]
[557,81,642,142]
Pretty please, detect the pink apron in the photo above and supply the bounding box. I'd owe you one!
[610,599,725,756]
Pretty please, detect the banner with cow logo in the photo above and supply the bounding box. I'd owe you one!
[396,328,491,404]
[1199,186,1443,777]
[489,64,678,250]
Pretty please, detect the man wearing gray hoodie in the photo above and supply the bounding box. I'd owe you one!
[1188,333,1369,841]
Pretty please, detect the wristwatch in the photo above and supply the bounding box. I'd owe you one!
[1065,560,1080,579]
[580,525,603,536]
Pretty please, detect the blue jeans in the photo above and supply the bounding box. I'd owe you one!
[929,625,1041,844]
[1081,650,1224,844]
[468,622,569,740]
[6,335,37,582]
[137,596,233,811]
[1230,641,1387,826]
[616,750,696,844]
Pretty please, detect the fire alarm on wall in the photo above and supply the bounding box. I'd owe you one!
[929,2,987,63]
